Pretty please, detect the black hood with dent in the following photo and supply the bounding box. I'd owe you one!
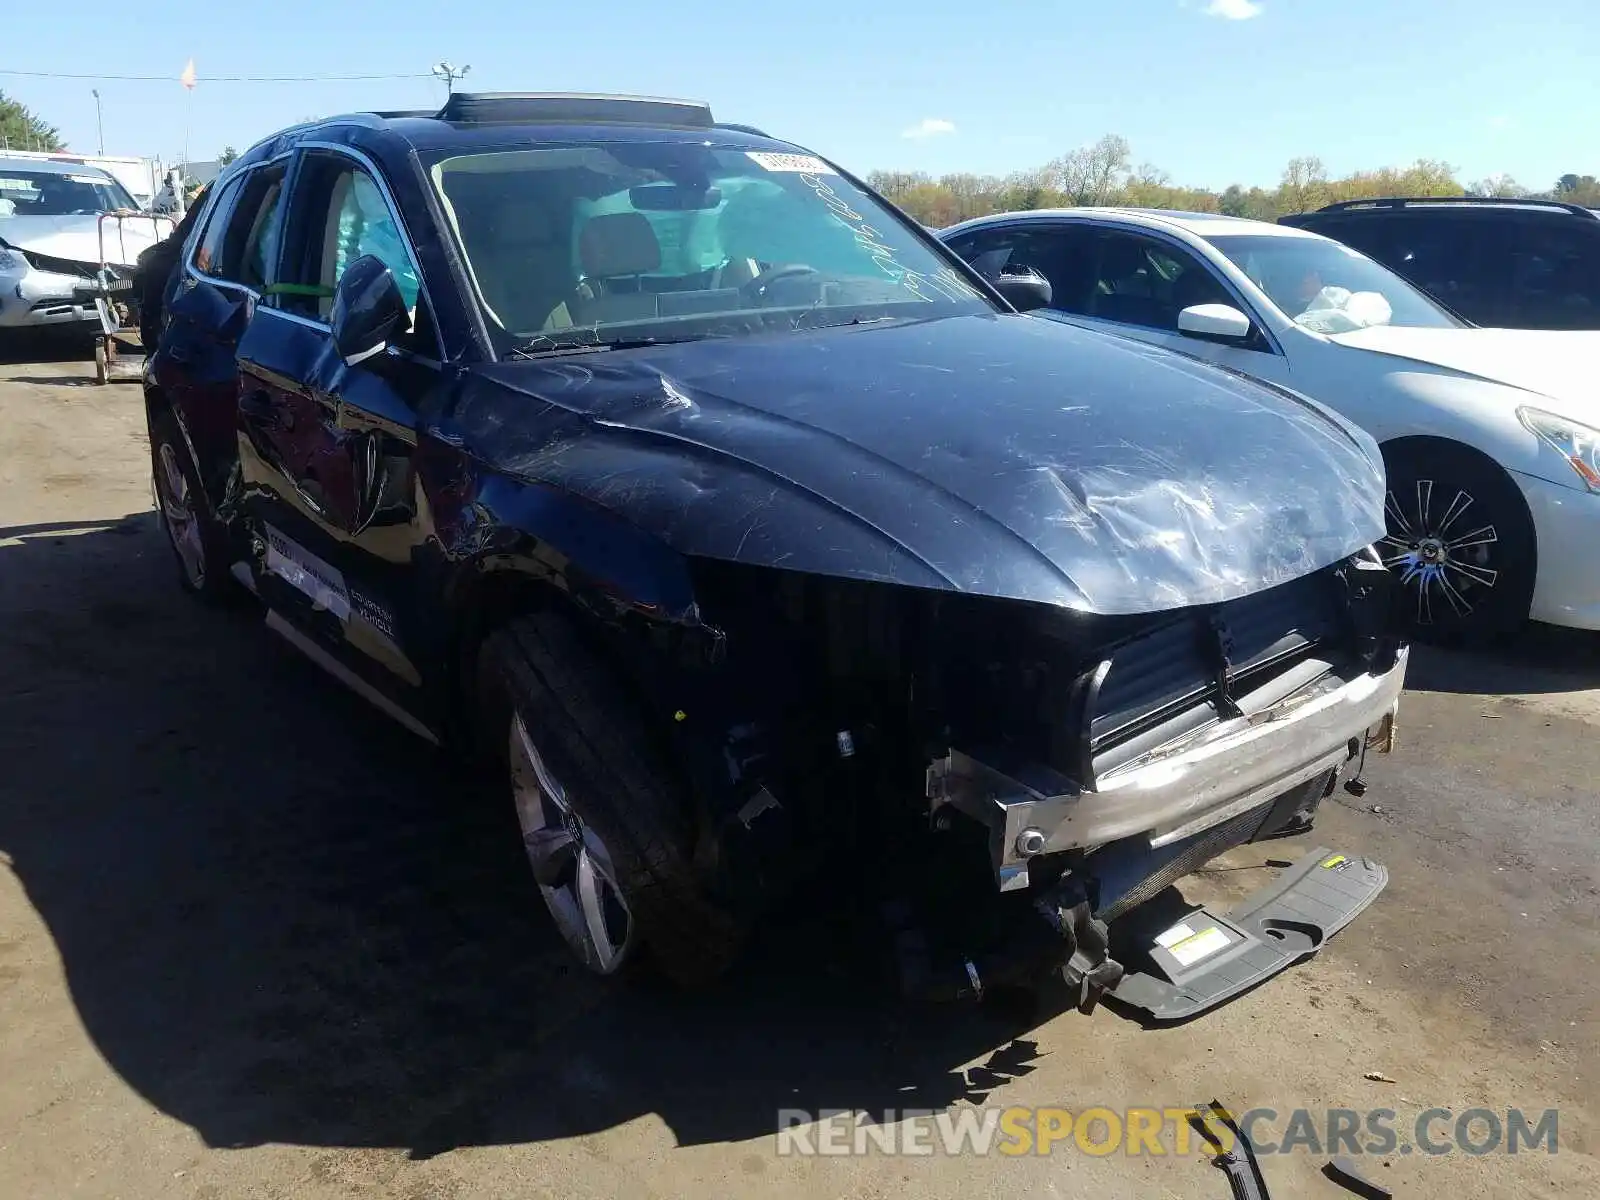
[451,312,1384,616]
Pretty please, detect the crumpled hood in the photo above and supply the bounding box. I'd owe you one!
[0,213,164,268]
[1329,325,1600,419]
[456,313,1385,615]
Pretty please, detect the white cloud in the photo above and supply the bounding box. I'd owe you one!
[1488,114,1513,131]
[1203,0,1264,18]
[902,118,957,140]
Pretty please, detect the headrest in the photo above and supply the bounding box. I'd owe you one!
[579,211,661,278]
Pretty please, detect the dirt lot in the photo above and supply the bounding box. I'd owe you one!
[1,338,1596,1199]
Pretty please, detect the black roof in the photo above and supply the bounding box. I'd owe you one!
[230,92,794,168]
[1292,195,1599,220]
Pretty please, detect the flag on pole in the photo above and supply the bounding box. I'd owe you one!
[180,59,197,90]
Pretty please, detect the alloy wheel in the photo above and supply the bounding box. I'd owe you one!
[155,442,207,589]
[508,713,635,973]
[1380,478,1498,625]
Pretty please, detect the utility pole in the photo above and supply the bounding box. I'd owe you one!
[92,89,104,155]
[431,61,471,97]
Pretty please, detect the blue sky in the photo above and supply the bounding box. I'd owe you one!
[5,0,1596,190]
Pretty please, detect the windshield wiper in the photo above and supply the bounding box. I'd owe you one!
[508,334,710,360]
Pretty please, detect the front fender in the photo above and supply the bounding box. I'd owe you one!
[442,470,705,624]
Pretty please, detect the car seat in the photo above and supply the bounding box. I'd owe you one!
[450,186,577,334]
[1093,238,1168,327]
[569,212,665,325]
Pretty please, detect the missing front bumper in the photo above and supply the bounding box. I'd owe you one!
[929,648,1408,891]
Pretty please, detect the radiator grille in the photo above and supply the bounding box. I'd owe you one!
[1082,569,1346,781]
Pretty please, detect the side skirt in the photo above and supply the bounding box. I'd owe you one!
[264,608,440,746]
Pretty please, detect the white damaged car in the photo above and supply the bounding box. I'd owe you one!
[940,208,1600,637]
[0,155,165,334]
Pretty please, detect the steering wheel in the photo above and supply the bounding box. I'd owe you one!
[739,263,821,304]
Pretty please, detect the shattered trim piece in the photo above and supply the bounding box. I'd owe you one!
[1324,1156,1393,1200]
[1191,1099,1271,1200]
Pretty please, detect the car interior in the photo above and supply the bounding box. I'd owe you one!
[432,156,911,340]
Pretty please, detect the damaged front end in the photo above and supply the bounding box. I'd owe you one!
[460,312,1403,1015]
[0,214,165,331]
[667,546,1403,1018]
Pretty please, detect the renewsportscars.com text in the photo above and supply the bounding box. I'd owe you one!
[775,1106,1558,1158]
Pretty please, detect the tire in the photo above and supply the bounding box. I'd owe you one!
[93,341,108,386]
[1379,441,1536,640]
[478,610,743,986]
[148,406,238,603]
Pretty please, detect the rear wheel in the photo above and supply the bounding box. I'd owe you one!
[1379,442,1535,640]
[148,407,237,603]
[479,610,743,985]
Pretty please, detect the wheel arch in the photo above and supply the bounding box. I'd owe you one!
[143,381,233,513]
[1378,433,1537,539]
[439,548,710,765]
[143,383,208,505]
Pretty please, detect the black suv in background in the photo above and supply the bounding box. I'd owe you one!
[1282,196,1600,329]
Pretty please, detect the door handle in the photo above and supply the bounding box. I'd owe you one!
[239,388,289,431]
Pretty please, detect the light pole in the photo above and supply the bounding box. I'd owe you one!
[92,89,104,155]
[431,61,471,97]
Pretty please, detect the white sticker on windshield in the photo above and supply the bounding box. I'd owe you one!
[746,152,835,175]
[0,178,32,190]
[67,175,107,185]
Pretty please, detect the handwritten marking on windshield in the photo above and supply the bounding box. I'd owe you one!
[796,173,981,305]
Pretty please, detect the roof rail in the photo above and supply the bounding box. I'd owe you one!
[714,122,770,137]
[435,92,714,128]
[1315,195,1597,218]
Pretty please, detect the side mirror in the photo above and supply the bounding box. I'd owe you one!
[993,267,1052,313]
[1177,302,1253,342]
[331,254,410,367]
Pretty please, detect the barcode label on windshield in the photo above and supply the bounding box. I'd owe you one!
[746,152,835,174]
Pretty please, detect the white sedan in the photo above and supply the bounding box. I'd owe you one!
[939,208,1600,636]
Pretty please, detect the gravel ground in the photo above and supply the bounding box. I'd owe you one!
[1,337,1595,1199]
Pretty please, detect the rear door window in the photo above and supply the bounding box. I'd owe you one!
[1384,216,1510,325]
[1509,223,1600,329]
[190,175,244,278]
[1301,216,1390,261]
[210,164,288,291]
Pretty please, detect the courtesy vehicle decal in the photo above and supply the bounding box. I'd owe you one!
[264,525,351,621]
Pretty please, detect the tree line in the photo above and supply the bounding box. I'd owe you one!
[866,133,1600,226]
[1,91,66,153]
[6,92,1597,221]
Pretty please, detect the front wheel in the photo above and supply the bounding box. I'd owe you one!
[1379,442,1535,640]
[479,611,744,985]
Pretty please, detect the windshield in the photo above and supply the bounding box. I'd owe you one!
[1205,233,1462,331]
[426,141,990,354]
[0,167,138,217]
